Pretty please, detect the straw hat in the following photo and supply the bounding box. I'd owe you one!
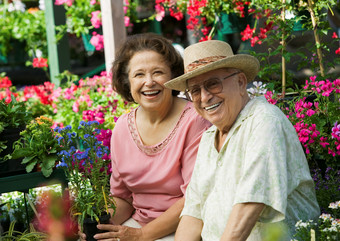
[165,40,260,92]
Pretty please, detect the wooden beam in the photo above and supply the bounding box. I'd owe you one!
[44,0,70,87]
[100,0,126,73]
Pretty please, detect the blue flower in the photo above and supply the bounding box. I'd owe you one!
[56,160,68,168]
[54,126,61,133]
[57,136,64,145]
[89,120,99,126]
[80,121,86,126]
[84,134,90,139]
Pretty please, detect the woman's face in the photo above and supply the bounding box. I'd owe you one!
[187,68,248,132]
[127,50,173,110]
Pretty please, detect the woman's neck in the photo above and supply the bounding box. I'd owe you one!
[138,97,177,125]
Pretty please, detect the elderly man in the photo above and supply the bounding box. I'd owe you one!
[165,40,319,241]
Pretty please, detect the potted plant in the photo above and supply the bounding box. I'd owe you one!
[0,92,33,177]
[54,120,115,240]
[11,116,59,177]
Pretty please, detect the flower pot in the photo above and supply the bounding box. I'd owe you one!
[83,213,110,241]
[0,127,26,178]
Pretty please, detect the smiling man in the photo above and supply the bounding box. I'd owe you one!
[165,40,320,241]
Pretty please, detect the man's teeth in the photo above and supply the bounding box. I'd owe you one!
[143,91,159,95]
[205,102,221,111]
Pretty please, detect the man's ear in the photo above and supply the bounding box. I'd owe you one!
[237,72,248,89]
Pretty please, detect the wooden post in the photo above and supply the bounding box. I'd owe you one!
[307,0,325,77]
[100,0,127,74]
[281,0,286,98]
[44,0,70,87]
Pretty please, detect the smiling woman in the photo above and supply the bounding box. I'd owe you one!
[78,33,211,241]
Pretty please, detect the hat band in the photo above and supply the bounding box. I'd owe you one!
[185,56,226,73]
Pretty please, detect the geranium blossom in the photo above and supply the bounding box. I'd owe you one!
[54,0,74,7]
[32,57,48,68]
[91,10,102,28]
[90,32,104,51]
[0,76,12,88]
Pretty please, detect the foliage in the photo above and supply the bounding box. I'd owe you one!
[0,1,47,59]
[311,167,340,212]
[11,116,60,177]
[292,201,340,241]
[0,88,32,162]
[54,121,116,228]
[0,185,62,232]
[0,221,47,241]
[55,0,100,37]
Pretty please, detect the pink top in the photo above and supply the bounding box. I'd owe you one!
[110,101,211,225]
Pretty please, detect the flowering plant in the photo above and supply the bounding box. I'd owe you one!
[275,76,340,170]
[292,201,340,241]
[11,116,59,177]
[54,120,115,228]
[0,0,47,60]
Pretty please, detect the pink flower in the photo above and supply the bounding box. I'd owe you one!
[90,0,96,5]
[91,10,102,28]
[54,0,74,6]
[90,32,104,51]
[320,137,329,148]
[124,16,131,27]
[306,109,315,117]
[332,32,338,39]
[155,4,165,21]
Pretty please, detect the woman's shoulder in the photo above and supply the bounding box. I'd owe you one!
[112,108,136,133]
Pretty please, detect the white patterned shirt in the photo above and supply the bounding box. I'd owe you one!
[181,96,320,241]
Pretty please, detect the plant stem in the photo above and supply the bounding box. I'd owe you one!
[281,0,286,97]
[307,0,325,77]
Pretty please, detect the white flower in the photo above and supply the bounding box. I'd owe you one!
[39,0,45,10]
[320,213,333,221]
[7,0,25,12]
[329,200,340,210]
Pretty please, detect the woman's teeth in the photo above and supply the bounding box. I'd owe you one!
[205,102,221,111]
[143,90,160,96]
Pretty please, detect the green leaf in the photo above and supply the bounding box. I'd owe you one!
[42,167,53,177]
[21,155,36,164]
[11,148,33,159]
[26,162,36,173]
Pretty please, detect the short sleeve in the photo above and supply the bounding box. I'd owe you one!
[179,112,211,194]
[233,114,290,223]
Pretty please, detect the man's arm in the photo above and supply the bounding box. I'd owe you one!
[220,202,265,241]
[175,215,203,241]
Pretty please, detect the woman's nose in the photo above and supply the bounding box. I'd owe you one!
[145,75,155,86]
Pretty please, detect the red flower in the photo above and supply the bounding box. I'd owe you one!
[332,32,338,39]
[33,57,48,68]
[335,48,340,55]
[0,76,12,88]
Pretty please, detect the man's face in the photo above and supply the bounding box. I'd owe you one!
[187,68,247,131]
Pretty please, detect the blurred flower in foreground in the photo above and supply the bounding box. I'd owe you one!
[34,190,78,241]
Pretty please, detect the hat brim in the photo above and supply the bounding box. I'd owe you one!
[165,54,260,92]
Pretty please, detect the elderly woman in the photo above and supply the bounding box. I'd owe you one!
[165,40,320,241]
[79,33,211,241]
